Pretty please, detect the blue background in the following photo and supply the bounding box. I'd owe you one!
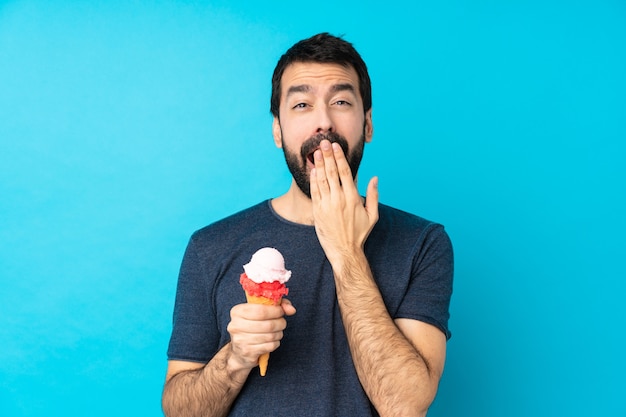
[1,0,625,415]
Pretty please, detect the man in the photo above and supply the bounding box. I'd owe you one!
[162,33,453,417]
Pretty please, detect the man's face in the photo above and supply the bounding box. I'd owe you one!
[272,62,373,198]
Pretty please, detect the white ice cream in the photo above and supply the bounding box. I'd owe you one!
[243,247,292,284]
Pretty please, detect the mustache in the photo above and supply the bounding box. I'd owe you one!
[300,132,350,164]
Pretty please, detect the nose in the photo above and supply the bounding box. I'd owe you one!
[315,106,334,133]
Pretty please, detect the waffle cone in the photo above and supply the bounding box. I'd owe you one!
[245,293,281,306]
[245,291,282,376]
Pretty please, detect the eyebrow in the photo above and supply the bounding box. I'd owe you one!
[330,83,356,95]
[286,84,311,98]
[285,83,357,99]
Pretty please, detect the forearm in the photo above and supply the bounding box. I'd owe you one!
[162,343,249,417]
[333,251,439,417]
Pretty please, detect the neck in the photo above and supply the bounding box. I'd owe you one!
[271,180,315,225]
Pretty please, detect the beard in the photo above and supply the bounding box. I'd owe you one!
[281,130,365,199]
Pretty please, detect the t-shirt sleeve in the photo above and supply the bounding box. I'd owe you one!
[167,235,220,362]
[396,224,454,339]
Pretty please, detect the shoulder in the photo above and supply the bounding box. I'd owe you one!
[185,201,273,258]
[376,203,433,228]
[191,201,271,241]
[367,203,453,276]
[374,203,451,247]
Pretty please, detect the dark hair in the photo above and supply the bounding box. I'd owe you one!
[270,33,372,117]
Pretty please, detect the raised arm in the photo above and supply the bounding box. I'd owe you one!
[330,252,446,417]
[310,140,447,416]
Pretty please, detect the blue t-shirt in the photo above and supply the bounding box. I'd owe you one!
[167,200,453,416]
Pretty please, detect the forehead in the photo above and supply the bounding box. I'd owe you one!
[280,62,360,94]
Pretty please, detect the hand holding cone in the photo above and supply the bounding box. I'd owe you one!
[243,292,282,376]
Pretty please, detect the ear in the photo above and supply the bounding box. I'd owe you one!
[364,109,374,143]
[272,116,283,148]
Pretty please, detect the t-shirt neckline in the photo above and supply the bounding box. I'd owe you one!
[266,199,316,229]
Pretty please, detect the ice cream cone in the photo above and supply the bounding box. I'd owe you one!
[240,247,291,377]
[245,293,280,306]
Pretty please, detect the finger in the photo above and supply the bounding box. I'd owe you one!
[232,303,285,322]
[228,317,285,335]
[280,298,297,316]
[310,167,321,201]
[312,149,330,195]
[230,333,283,364]
[331,142,359,199]
[365,176,380,223]
[320,140,341,192]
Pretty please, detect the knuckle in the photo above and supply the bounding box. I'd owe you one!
[276,317,288,331]
[255,318,277,333]
[227,321,239,334]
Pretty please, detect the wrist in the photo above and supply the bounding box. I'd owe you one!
[222,344,252,385]
[329,248,369,281]
[333,244,366,264]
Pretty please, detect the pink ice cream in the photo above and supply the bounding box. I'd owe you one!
[243,247,292,284]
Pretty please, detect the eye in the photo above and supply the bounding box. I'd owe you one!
[292,102,308,109]
[334,100,351,106]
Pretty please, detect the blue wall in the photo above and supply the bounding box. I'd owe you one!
[1,1,624,415]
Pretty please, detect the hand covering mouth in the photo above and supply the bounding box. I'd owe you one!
[300,132,350,166]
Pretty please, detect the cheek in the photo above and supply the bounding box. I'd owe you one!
[279,121,309,144]
[338,117,366,142]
